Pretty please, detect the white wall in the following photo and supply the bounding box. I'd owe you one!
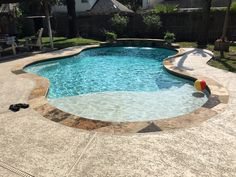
[142,0,163,9]
[52,0,97,13]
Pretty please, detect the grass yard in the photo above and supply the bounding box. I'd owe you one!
[178,42,236,73]
[0,37,100,57]
[42,37,100,49]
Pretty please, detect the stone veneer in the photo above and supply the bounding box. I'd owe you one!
[11,40,229,134]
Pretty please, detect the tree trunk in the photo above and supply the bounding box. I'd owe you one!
[221,0,232,40]
[66,0,78,38]
[197,0,212,48]
[218,0,232,58]
[44,2,54,49]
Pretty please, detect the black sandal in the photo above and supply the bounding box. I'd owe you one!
[9,104,21,112]
[16,103,29,109]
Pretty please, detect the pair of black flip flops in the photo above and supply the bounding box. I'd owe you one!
[9,103,29,112]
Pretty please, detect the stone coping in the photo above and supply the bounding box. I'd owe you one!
[101,38,180,49]
[11,43,229,134]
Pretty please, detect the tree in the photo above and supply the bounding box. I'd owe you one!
[222,0,232,40]
[33,0,58,48]
[65,0,77,38]
[42,1,55,48]
[214,0,232,58]
[142,13,162,37]
[20,0,59,49]
[197,0,212,48]
[110,14,129,36]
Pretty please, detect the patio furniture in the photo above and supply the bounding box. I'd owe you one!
[25,28,44,50]
[0,36,17,56]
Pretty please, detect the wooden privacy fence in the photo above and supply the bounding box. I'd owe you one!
[23,11,236,42]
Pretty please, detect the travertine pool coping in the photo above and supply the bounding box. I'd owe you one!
[11,43,229,133]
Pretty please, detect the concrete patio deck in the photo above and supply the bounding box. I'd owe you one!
[0,47,235,177]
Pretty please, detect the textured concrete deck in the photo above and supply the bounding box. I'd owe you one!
[0,47,235,177]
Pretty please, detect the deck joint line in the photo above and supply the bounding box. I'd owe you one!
[65,133,97,177]
[0,160,34,177]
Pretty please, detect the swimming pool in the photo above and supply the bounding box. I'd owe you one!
[25,47,209,122]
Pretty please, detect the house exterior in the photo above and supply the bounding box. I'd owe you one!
[142,0,161,9]
[88,0,133,15]
[142,0,230,9]
[52,0,133,15]
[52,0,133,37]
[52,0,97,13]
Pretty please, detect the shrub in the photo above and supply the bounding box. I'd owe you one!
[211,2,236,12]
[105,32,117,42]
[110,14,129,34]
[153,4,178,13]
[117,1,142,11]
[231,2,236,12]
[164,32,176,44]
[143,14,162,30]
[210,7,226,12]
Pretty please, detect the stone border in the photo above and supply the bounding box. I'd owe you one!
[11,41,229,134]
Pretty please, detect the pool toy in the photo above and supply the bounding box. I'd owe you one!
[194,80,206,91]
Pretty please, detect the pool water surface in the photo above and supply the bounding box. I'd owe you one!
[25,47,208,122]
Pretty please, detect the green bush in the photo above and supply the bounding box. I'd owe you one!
[164,32,176,44]
[118,1,141,12]
[153,4,178,13]
[105,32,117,42]
[110,14,129,34]
[211,2,236,12]
[210,7,227,12]
[143,14,162,30]
[231,2,236,12]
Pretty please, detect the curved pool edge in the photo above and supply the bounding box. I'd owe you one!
[11,43,229,134]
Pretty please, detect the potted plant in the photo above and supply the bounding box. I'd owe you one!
[105,32,117,43]
[164,32,176,45]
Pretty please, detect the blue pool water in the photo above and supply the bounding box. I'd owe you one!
[26,47,184,98]
[25,47,208,122]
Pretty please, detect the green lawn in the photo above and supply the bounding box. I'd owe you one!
[42,37,100,49]
[0,37,100,57]
[178,42,236,73]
